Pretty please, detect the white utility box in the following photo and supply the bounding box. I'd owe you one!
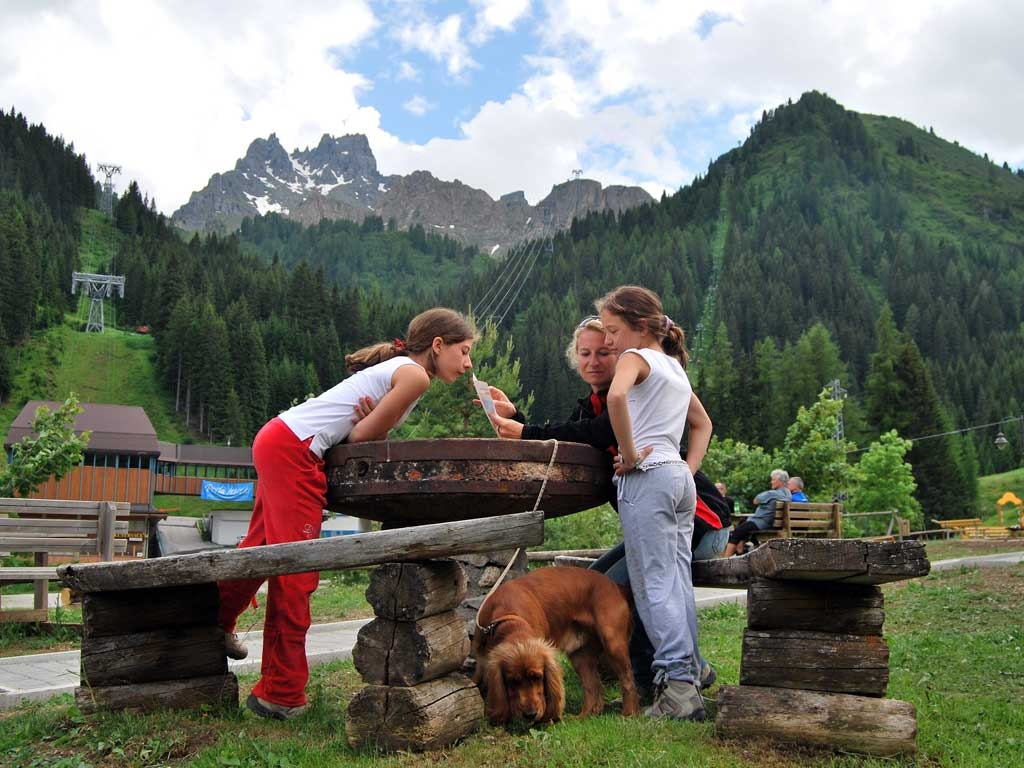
[321,514,362,538]
[209,509,252,546]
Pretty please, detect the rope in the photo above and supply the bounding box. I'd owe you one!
[532,439,559,512]
[475,440,559,630]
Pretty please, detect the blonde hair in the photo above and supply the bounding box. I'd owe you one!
[595,285,688,368]
[564,316,606,372]
[345,308,476,374]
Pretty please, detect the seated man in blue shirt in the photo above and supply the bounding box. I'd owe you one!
[788,476,809,502]
[724,469,792,556]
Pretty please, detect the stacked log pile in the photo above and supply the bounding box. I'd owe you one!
[346,560,484,752]
[712,539,928,757]
[75,583,237,713]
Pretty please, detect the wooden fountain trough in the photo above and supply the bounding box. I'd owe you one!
[325,438,612,525]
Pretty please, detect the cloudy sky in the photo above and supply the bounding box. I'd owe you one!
[3,0,1022,215]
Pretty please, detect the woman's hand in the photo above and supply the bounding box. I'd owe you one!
[614,446,653,475]
[489,412,525,439]
[474,386,518,418]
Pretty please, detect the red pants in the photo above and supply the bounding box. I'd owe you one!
[218,417,326,707]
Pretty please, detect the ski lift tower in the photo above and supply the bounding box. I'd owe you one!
[71,272,125,333]
[96,163,121,217]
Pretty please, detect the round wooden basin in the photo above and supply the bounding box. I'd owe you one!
[325,438,612,525]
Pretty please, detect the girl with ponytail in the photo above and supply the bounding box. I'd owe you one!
[596,285,712,722]
[218,307,475,720]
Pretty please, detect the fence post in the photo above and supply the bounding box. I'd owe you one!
[99,501,116,561]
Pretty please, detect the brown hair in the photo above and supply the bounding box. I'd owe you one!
[564,316,607,372]
[595,285,688,368]
[345,307,476,374]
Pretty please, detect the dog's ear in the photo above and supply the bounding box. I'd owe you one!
[541,643,565,723]
[483,656,510,725]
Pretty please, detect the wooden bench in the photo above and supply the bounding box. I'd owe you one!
[59,510,544,752]
[749,501,843,541]
[0,499,129,622]
[931,517,982,537]
[961,525,1023,540]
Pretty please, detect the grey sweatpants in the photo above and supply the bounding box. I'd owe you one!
[615,462,699,684]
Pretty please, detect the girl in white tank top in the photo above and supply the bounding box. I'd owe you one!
[597,285,713,722]
[217,308,476,718]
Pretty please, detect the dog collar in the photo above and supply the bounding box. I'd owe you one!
[479,613,520,636]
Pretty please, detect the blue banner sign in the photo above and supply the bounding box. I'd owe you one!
[201,480,255,501]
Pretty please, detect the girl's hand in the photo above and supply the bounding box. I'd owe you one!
[614,446,653,476]
[352,396,376,423]
[489,412,524,439]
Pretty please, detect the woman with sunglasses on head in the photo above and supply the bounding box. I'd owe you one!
[485,315,618,463]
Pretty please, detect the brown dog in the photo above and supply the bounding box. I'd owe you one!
[472,566,640,725]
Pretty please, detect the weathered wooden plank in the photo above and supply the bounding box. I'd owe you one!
[861,541,932,582]
[353,610,470,686]
[0,566,60,581]
[740,629,889,696]
[60,511,545,593]
[75,673,238,714]
[365,561,467,620]
[82,584,219,638]
[692,554,754,588]
[0,607,49,622]
[0,519,128,534]
[80,625,227,687]
[750,539,929,584]
[716,685,916,756]
[346,673,484,752]
[746,579,884,634]
[552,555,597,569]
[0,536,120,552]
[0,499,131,513]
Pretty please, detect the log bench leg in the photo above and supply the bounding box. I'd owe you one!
[75,583,238,713]
[714,577,917,756]
[346,560,484,752]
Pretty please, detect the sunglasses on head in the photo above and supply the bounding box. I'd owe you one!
[576,315,601,329]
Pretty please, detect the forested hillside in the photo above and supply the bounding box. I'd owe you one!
[3,93,1023,523]
[0,109,95,399]
[453,94,1022,476]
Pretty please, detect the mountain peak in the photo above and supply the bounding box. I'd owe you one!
[174,133,653,251]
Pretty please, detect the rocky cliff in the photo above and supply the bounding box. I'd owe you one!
[171,133,652,252]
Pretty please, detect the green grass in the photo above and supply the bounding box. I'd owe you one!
[78,209,121,272]
[977,467,1024,526]
[151,494,254,519]
[0,318,191,472]
[1,562,1021,766]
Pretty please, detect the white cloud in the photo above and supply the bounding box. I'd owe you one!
[396,60,420,81]
[0,0,384,213]
[395,13,477,77]
[403,95,436,116]
[2,0,1022,221]
[470,0,532,44]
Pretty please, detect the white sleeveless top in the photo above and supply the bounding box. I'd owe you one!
[620,347,691,466]
[278,356,425,458]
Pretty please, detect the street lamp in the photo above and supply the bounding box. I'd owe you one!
[994,414,1024,452]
